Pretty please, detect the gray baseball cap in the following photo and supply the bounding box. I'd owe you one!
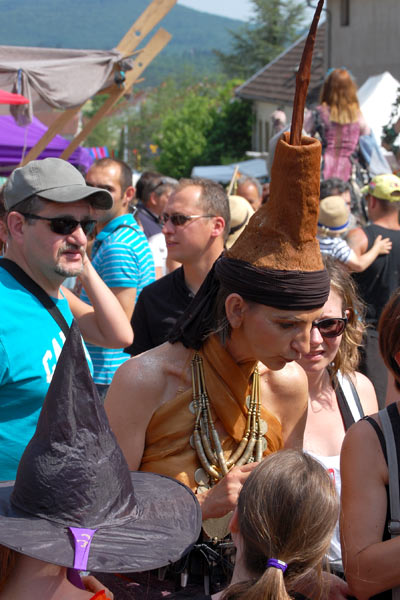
[4,158,113,210]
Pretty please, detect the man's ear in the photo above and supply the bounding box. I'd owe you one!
[210,216,225,238]
[6,211,26,241]
[122,185,135,208]
[225,293,247,329]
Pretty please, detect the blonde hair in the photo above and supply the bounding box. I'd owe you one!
[320,68,360,125]
[222,450,338,600]
[324,257,365,378]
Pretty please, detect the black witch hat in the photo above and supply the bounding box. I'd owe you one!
[0,321,201,572]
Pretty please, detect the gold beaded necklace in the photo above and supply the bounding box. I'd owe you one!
[191,353,265,487]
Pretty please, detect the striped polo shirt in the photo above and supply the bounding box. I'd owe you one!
[81,214,155,385]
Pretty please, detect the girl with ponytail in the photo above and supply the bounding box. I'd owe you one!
[179,450,338,600]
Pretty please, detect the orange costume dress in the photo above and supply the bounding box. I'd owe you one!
[140,334,283,490]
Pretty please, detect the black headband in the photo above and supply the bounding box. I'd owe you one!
[215,257,330,310]
[169,255,330,349]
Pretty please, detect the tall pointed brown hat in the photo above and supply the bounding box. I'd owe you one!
[229,0,326,272]
[169,1,329,349]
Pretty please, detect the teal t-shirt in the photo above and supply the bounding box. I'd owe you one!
[0,267,92,481]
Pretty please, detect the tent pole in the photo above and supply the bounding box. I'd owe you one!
[18,0,176,166]
[60,28,171,161]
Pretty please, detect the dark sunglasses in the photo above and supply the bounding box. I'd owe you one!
[311,317,348,338]
[161,213,215,227]
[18,212,97,236]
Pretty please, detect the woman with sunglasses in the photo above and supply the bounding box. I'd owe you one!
[296,257,378,576]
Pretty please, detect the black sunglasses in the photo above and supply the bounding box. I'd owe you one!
[161,213,215,227]
[18,212,97,236]
[311,317,348,338]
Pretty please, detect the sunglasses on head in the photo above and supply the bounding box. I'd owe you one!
[161,213,215,227]
[311,317,348,338]
[18,212,97,236]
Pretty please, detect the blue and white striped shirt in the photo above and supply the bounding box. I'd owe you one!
[81,214,155,384]
[318,235,352,264]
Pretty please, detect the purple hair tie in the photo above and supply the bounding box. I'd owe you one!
[267,558,287,572]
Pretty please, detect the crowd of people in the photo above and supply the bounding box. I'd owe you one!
[1,54,400,600]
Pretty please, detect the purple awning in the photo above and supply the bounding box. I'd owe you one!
[0,115,93,176]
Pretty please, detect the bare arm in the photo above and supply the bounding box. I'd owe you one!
[109,286,136,320]
[345,235,392,272]
[341,417,400,599]
[346,227,369,255]
[105,356,157,470]
[63,256,133,349]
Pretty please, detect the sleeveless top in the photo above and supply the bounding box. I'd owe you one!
[311,105,362,182]
[139,334,283,490]
[364,402,400,600]
[307,371,364,571]
[352,225,400,326]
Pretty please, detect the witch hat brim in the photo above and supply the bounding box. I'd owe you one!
[0,320,202,572]
[0,472,200,572]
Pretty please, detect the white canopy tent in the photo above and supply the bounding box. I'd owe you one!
[358,71,400,146]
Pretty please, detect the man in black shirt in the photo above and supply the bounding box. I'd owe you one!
[125,178,229,355]
[347,173,400,406]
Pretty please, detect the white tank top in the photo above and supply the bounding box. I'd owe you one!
[307,371,364,572]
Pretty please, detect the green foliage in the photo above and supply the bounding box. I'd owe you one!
[215,0,306,79]
[154,80,253,178]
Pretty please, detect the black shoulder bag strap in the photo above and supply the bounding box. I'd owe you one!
[379,406,400,600]
[0,258,70,336]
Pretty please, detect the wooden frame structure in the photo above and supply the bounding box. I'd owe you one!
[20,0,176,166]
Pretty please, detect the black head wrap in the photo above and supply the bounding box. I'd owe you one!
[168,254,330,349]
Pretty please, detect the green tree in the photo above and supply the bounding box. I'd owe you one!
[215,0,306,79]
[154,80,253,178]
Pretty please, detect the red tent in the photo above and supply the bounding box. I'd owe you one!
[0,89,29,105]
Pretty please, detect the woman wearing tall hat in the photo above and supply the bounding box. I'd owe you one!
[105,2,330,529]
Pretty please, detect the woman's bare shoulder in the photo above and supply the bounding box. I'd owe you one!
[352,371,378,415]
[111,341,192,397]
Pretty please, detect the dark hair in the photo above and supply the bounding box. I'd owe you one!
[142,176,178,205]
[177,178,230,242]
[378,289,400,391]
[92,157,133,195]
[320,177,349,200]
[222,450,338,600]
[135,171,162,201]
[0,545,17,592]
[6,195,45,219]
[323,256,365,377]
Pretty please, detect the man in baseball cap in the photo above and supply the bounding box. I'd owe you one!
[348,172,400,406]
[361,173,400,202]
[0,158,133,481]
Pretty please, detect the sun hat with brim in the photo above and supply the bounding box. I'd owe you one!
[226,195,255,249]
[318,195,350,233]
[0,320,201,573]
[361,173,400,202]
[4,157,113,210]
